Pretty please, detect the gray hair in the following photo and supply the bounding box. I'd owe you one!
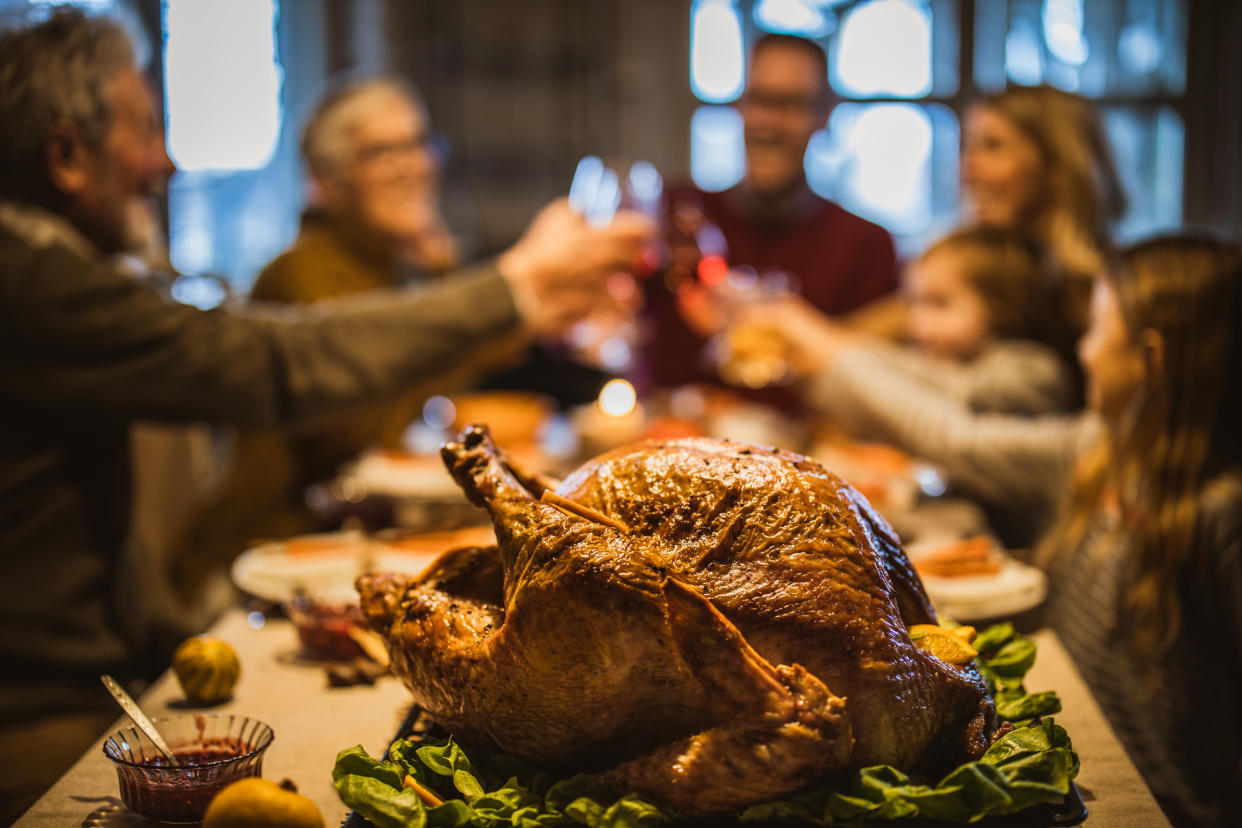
[0,7,135,201]
[300,76,423,179]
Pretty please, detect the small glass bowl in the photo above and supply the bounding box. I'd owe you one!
[285,594,367,661]
[102,714,274,823]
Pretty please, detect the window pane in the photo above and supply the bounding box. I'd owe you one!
[925,102,961,235]
[1105,105,1183,242]
[752,0,834,38]
[833,0,932,98]
[691,0,745,103]
[164,0,282,171]
[690,105,745,192]
[927,0,960,97]
[806,102,949,243]
[974,0,1187,96]
[168,170,293,286]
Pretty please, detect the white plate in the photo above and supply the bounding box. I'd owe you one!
[906,539,1047,622]
[918,560,1047,622]
[343,451,463,499]
[230,527,494,604]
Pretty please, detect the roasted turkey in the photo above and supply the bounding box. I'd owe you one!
[357,425,994,815]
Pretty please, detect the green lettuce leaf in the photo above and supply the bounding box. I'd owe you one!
[334,624,1075,826]
[972,621,1017,655]
[995,688,1062,720]
[985,638,1038,680]
[332,745,432,828]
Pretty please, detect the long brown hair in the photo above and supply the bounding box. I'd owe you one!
[972,85,1126,342]
[1040,235,1242,661]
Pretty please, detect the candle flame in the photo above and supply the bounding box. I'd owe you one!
[598,379,637,417]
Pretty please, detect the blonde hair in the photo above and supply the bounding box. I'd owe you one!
[920,226,1059,343]
[973,85,1126,335]
[1039,236,1242,664]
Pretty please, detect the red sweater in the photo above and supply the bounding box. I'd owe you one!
[641,185,899,406]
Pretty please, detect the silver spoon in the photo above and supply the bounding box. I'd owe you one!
[101,674,179,767]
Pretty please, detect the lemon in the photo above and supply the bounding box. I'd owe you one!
[202,778,324,828]
[952,625,977,643]
[171,636,240,705]
[909,624,979,665]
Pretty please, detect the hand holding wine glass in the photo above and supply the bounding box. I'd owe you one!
[497,197,655,338]
[724,291,860,383]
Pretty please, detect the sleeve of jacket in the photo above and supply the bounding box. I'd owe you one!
[0,239,519,426]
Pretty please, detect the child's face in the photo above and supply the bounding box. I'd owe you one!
[905,250,993,361]
[1078,277,1147,425]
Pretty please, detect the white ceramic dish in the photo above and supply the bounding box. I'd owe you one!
[917,560,1047,622]
[342,451,463,499]
[906,538,1047,622]
[230,527,494,604]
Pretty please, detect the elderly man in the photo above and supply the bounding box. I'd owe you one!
[262,75,463,298]
[0,9,650,818]
[175,77,512,591]
[644,33,898,400]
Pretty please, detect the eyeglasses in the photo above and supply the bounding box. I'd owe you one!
[353,131,449,166]
[739,90,824,116]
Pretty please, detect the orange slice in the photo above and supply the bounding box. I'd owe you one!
[909,624,979,665]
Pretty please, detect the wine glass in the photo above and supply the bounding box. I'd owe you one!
[564,157,664,374]
[710,268,802,389]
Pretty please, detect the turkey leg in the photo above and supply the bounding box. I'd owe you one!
[596,579,852,815]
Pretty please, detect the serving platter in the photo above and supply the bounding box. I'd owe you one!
[341,704,1086,828]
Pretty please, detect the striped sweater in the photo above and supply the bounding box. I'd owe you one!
[810,346,1242,827]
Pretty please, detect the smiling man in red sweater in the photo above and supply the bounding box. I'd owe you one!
[645,34,898,400]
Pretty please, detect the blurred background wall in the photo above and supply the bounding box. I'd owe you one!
[2,0,1238,293]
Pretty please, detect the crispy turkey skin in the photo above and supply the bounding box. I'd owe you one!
[358,425,994,815]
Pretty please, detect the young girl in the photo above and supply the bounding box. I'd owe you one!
[857,225,1077,416]
[1038,237,1242,828]
[767,235,1242,826]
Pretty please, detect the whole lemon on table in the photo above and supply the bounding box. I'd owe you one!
[203,778,325,828]
[171,636,240,705]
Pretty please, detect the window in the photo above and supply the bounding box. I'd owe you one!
[688,0,1187,252]
[162,0,306,294]
[808,102,942,237]
[833,0,932,98]
[690,0,746,103]
[974,0,1187,241]
[164,0,282,172]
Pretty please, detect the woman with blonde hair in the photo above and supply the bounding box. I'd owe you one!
[849,85,1123,371]
[757,234,1242,825]
[962,84,1127,351]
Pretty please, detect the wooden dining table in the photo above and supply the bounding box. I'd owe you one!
[14,607,1171,827]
